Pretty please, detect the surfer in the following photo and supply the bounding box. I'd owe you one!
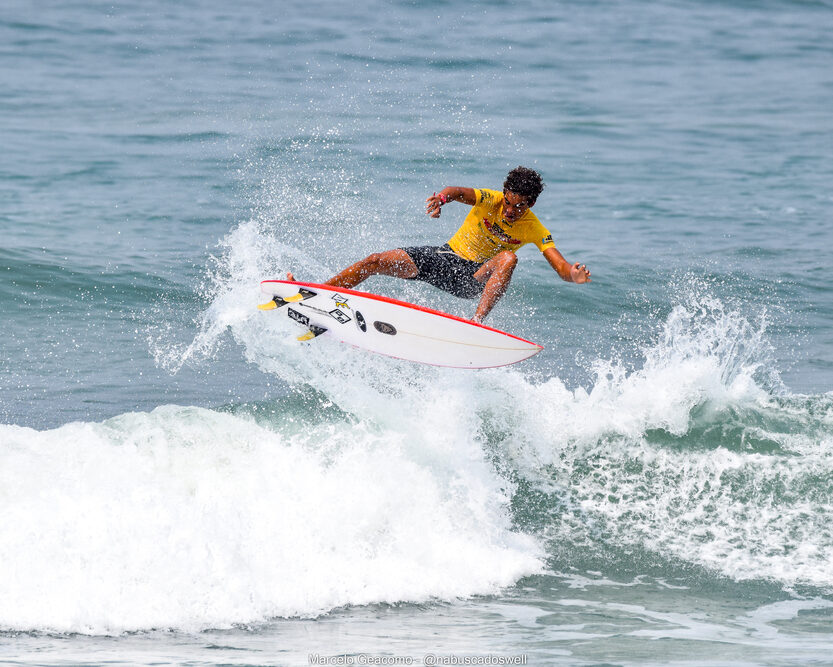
[290,166,590,322]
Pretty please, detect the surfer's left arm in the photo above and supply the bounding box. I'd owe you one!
[543,247,591,283]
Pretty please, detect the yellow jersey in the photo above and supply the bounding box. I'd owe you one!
[446,188,555,263]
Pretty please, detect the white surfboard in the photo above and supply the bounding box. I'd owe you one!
[258,279,542,368]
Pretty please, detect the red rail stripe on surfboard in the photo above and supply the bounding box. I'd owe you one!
[260,279,543,349]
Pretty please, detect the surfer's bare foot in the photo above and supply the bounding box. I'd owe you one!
[287,272,295,282]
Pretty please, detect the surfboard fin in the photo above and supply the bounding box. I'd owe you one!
[259,288,317,311]
[297,324,328,341]
[286,288,317,302]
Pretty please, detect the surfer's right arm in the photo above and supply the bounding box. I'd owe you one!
[426,187,476,218]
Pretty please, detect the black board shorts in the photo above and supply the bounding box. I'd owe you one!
[399,244,485,299]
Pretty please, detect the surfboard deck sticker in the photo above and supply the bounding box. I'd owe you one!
[259,279,543,368]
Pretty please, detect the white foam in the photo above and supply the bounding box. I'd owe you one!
[0,405,542,634]
[439,292,833,591]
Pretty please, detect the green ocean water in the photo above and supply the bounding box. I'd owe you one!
[2,0,833,664]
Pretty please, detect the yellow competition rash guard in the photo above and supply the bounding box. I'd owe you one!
[446,188,556,263]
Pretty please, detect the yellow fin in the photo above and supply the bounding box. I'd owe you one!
[257,300,278,311]
[284,293,304,302]
[297,330,317,341]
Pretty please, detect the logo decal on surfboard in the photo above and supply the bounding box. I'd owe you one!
[373,321,397,336]
[329,308,351,324]
[287,307,309,327]
[355,311,367,332]
[331,294,350,309]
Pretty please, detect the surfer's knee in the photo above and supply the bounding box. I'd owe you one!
[475,251,518,286]
[496,251,518,272]
[367,249,417,278]
[364,252,384,270]
[365,249,399,263]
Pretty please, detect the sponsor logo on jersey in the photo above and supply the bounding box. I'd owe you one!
[479,190,493,204]
[483,218,521,245]
[542,234,553,245]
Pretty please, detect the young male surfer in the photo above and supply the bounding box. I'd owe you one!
[290,166,590,322]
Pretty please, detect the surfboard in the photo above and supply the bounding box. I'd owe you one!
[258,279,542,368]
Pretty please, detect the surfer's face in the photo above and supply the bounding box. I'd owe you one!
[502,190,530,222]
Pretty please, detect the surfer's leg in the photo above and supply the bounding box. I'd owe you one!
[325,249,418,289]
[471,251,518,322]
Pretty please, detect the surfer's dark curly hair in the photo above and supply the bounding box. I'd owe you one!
[503,166,545,206]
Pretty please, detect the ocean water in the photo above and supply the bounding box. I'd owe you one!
[2,0,833,664]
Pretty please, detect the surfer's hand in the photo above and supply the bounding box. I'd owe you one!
[426,192,443,218]
[571,262,591,283]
